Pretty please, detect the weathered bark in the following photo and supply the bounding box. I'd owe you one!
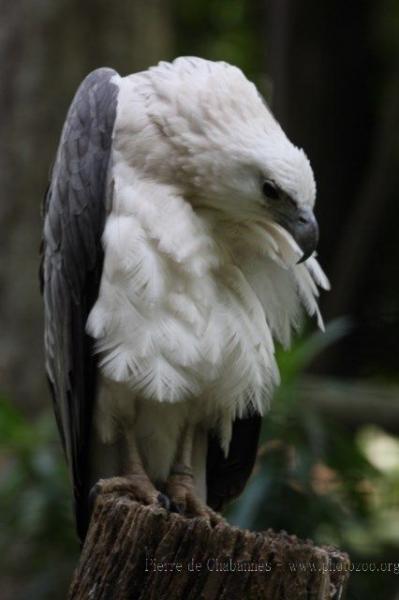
[69,492,350,599]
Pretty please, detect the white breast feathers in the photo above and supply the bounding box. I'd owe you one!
[87,161,328,451]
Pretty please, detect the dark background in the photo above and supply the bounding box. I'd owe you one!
[1,1,399,598]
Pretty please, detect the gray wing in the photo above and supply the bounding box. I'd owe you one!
[41,68,119,540]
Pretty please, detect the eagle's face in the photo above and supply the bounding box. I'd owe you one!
[193,135,319,262]
[258,167,319,263]
[244,140,318,263]
[146,57,319,262]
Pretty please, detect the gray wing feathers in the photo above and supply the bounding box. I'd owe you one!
[41,68,119,538]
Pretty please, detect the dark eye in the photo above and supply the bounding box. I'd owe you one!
[262,180,279,200]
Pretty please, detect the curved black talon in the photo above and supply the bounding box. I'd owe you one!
[88,481,101,515]
[157,492,171,511]
[170,501,185,515]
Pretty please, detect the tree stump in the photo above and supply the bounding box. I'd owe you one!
[69,491,350,599]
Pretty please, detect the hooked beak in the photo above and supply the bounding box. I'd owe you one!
[276,205,319,263]
[292,206,319,263]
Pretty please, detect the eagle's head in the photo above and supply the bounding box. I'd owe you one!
[141,57,319,262]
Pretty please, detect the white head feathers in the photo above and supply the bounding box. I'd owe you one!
[115,57,316,211]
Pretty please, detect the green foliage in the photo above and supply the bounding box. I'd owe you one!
[0,396,77,599]
[228,322,399,598]
[173,0,263,77]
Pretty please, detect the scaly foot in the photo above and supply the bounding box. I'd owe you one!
[90,473,170,511]
[165,464,223,526]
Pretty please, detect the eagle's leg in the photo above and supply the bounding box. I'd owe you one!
[93,426,170,509]
[166,424,222,525]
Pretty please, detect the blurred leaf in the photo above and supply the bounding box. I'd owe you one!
[0,395,77,599]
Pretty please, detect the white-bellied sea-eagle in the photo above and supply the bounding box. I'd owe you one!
[41,57,329,540]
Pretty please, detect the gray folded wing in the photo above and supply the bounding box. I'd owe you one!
[41,68,119,539]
